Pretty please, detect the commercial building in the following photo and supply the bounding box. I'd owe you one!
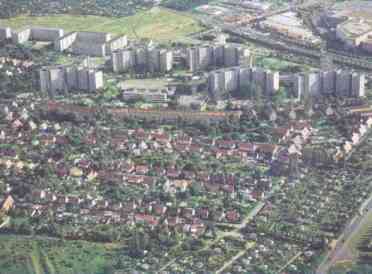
[336,19,372,48]
[55,31,127,57]
[335,19,372,54]
[186,45,240,72]
[122,89,168,103]
[293,70,365,99]
[112,47,173,74]
[323,1,372,52]
[208,66,279,98]
[39,65,104,95]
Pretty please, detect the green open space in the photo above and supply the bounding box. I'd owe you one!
[255,56,312,72]
[0,235,117,274]
[0,7,203,42]
[122,78,170,89]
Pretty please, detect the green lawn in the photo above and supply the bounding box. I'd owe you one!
[0,7,203,42]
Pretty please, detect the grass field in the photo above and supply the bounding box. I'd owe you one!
[122,78,170,89]
[255,57,312,72]
[0,7,203,42]
[0,235,117,274]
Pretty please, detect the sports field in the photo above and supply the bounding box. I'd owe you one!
[0,7,203,42]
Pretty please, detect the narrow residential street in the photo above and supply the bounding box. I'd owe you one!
[216,242,256,274]
[160,201,266,272]
[277,251,303,274]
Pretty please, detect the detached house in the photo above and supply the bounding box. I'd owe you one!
[254,143,280,161]
[1,195,15,213]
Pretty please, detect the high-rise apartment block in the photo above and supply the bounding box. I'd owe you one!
[0,27,12,41]
[39,65,104,95]
[187,45,240,72]
[294,70,365,99]
[10,27,64,44]
[112,47,173,74]
[208,66,279,98]
[54,31,127,57]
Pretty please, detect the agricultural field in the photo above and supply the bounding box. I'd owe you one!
[0,7,203,42]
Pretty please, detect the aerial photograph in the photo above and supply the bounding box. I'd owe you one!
[1,0,372,273]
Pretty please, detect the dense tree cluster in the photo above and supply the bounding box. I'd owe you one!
[162,0,209,11]
[0,0,155,18]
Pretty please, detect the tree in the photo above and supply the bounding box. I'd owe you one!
[128,226,150,258]
[190,181,202,196]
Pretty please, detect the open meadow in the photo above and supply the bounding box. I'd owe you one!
[0,7,203,42]
[0,235,122,274]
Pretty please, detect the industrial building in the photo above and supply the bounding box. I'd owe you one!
[260,12,321,45]
[39,65,104,95]
[112,47,173,74]
[186,45,240,72]
[292,70,365,99]
[54,31,128,57]
[208,66,279,98]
